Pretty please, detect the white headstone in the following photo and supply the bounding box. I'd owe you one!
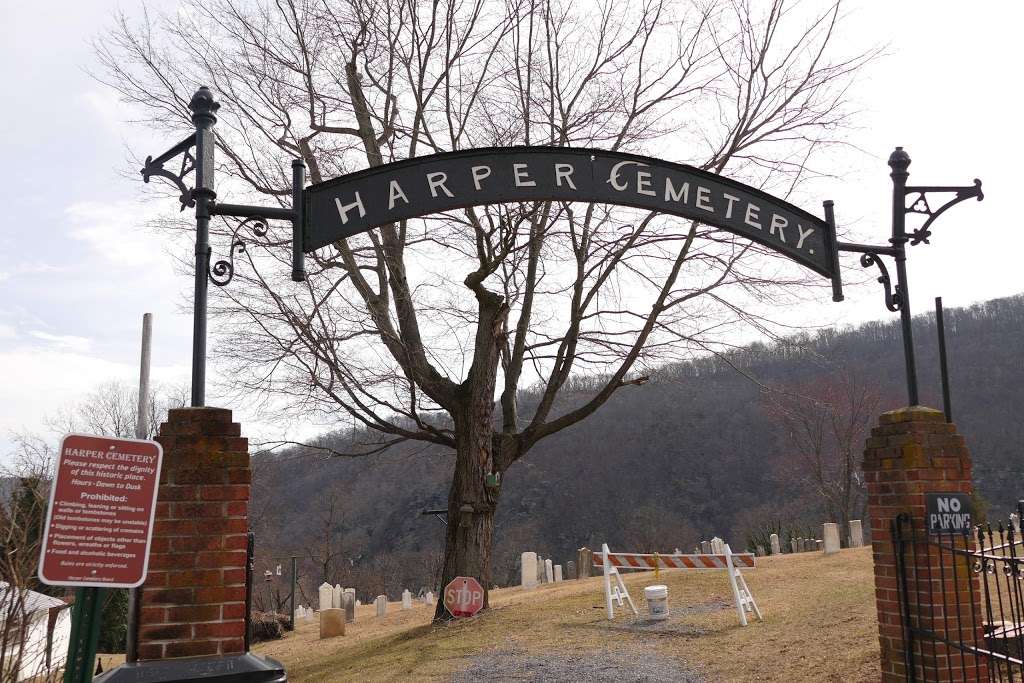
[355,599,361,607]
[554,564,563,582]
[700,540,711,554]
[770,533,781,555]
[711,537,724,554]
[318,582,333,611]
[402,589,412,609]
[375,595,387,617]
[544,558,554,583]
[823,523,841,554]
[521,551,538,589]
[425,591,434,605]
[790,538,798,554]
[332,584,343,608]
[1010,513,1020,534]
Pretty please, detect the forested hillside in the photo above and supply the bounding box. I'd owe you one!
[250,294,1024,605]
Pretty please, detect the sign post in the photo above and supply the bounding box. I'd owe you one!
[443,576,484,618]
[38,433,163,682]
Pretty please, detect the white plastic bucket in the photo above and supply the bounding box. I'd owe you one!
[644,584,669,620]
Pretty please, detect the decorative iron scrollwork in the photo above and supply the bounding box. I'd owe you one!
[208,217,268,287]
[860,252,901,312]
[140,136,198,211]
[905,179,983,246]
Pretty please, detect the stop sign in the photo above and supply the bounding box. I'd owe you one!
[443,576,485,618]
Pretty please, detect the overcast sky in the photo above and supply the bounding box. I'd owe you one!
[1,1,1021,459]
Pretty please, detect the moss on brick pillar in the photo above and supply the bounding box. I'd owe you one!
[862,406,987,683]
[138,407,250,660]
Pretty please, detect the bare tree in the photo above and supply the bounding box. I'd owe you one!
[96,0,873,617]
[0,439,65,682]
[763,368,884,542]
[309,486,349,585]
[46,380,188,440]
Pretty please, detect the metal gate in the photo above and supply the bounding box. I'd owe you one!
[894,503,1024,681]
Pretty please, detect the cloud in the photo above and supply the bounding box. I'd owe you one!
[27,331,92,353]
[65,201,165,267]
[78,90,124,136]
[0,346,189,460]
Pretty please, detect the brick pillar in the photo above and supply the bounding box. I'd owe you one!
[863,406,988,682]
[139,407,250,660]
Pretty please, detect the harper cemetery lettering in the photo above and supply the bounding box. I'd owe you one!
[302,148,840,281]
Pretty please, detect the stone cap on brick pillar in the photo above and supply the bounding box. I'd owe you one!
[862,405,969,475]
[878,405,945,425]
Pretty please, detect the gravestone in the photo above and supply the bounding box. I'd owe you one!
[577,547,592,578]
[425,591,434,606]
[790,538,798,554]
[700,540,711,554]
[544,558,554,583]
[402,589,413,609]
[823,523,840,554]
[521,551,538,589]
[375,595,387,617]
[756,545,765,557]
[554,565,563,582]
[816,540,823,551]
[849,519,864,547]
[537,556,546,583]
[1010,513,1020,534]
[320,608,344,639]
[319,582,333,611]
[770,533,781,555]
[711,537,724,554]
[332,584,343,608]
[343,593,355,623]
[567,560,577,580]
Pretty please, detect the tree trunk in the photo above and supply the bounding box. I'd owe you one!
[433,294,506,620]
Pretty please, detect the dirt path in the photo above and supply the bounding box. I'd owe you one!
[450,646,705,682]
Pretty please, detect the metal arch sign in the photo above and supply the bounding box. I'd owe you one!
[302,147,842,284]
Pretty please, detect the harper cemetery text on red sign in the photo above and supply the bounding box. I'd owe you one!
[38,434,163,588]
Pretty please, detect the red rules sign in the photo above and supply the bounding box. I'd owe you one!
[38,434,163,588]
[443,576,485,618]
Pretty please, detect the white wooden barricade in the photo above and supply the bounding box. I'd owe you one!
[600,543,638,619]
[594,543,762,626]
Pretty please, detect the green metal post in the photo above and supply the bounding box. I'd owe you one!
[64,587,106,683]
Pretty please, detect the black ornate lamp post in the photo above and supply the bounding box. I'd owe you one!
[837,147,983,406]
[141,87,306,408]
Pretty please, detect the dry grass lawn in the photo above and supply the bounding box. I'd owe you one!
[254,546,880,682]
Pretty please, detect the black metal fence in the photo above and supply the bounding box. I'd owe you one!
[894,502,1024,681]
